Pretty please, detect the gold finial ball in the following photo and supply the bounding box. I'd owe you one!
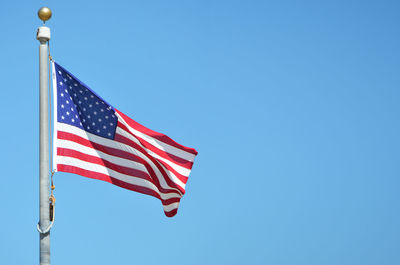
[38,7,52,22]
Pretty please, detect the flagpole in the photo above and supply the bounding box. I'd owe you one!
[37,7,52,265]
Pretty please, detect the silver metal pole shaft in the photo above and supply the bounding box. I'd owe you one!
[37,25,51,265]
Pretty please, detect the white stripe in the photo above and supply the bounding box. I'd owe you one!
[56,123,185,193]
[116,128,187,189]
[163,202,179,213]
[116,112,196,162]
[57,138,148,173]
[52,62,58,172]
[57,156,181,201]
[116,127,191,177]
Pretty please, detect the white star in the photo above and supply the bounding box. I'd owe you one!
[61,104,64,108]
[58,71,62,74]
[100,109,104,112]
[74,83,78,86]
[75,115,78,118]
[95,101,99,105]
[111,115,115,118]
[79,90,83,93]
[80,122,82,126]
[72,118,75,122]
[71,108,74,111]
[98,118,102,122]
[103,125,106,129]
[84,97,88,100]
[83,108,86,111]
[108,133,111,136]
[83,119,86,122]
[97,129,100,133]
[87,126,90,129]
[90,95,94,98]
[79,111,82,115]
[89,104,92,108]
[61,116,64,120]
[87,115,91,118]
[92,122,96,126]
[60,93,64,97]
[93,111,97,115]
[66,111,70,115]
[65,89,68,93]
[66,100,69,104]
[110,123,113,126]
[105,116,108,119]
[78,101,82,104]
[59,82,63,85]
[64,78,67,82]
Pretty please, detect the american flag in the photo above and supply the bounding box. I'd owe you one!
[52,62,198,217]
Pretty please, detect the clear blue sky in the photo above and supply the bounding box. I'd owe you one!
[1,1,399,264]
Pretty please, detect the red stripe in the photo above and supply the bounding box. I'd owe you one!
[57,164,180,217]
[58,148,153,183]
[118,123,194,169]
[165,208,178,217]
[115,132,189,184]
[57,131,183,195]
[114,131,188,189]
[116,109,198,155]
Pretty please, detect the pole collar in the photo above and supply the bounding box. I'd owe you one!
[36,26,51,42]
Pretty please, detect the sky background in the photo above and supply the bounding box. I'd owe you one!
[0,0,399,264]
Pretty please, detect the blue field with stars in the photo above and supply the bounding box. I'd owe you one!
[54,62,118,140]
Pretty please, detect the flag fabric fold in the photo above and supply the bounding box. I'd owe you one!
[52,62,197,217]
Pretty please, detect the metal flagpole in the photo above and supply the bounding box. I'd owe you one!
[37,7,52,265]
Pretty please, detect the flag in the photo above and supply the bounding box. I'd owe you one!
[51,62,198,217]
